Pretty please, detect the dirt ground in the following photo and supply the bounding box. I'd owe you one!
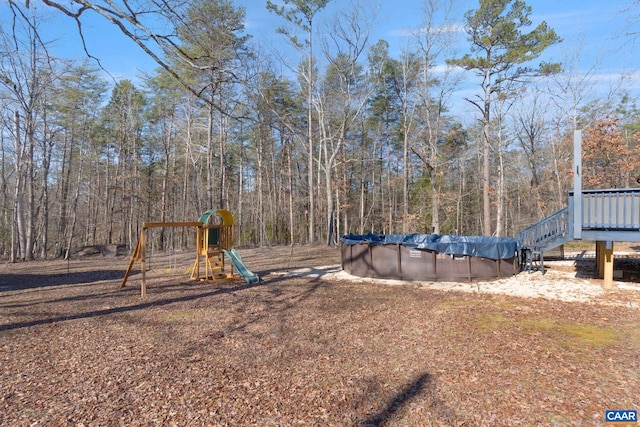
[1,244,639,426]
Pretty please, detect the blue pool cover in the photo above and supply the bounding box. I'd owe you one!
[340,233,521,260]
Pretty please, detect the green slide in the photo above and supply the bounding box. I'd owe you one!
[223,249,260,284]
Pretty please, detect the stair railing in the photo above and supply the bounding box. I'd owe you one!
[518,207,569,249]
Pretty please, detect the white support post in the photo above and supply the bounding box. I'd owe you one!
[573,130,582,240]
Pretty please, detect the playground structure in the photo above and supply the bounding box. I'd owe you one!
[121,209,259,297]
[195,209,235,281]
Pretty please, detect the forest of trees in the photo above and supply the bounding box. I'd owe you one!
[2,0,640,261]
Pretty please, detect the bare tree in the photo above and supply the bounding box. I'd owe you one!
[316,2,372,245]
[0,9,57,260]
[412,0,461,234]
[268,0,330,244]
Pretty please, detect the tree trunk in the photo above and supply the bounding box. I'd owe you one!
[24,109,35,261]
[12,111,25,261]
[207,100,215,209]
[257,134,265,246]
[183,104,193,221]
[307,26,315,244]
[40,135,53,259]
[402,130,409,234]
[1,131,8,258]
[158,116,172,249]
[238,135,245,245]
[482,80,492,236]
[495,134,505,237]
[286,141,294,245]
[218,103,227,209]
[325,165,334,246]
[65,157,84,259]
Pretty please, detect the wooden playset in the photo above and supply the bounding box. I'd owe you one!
[121,209,243,297]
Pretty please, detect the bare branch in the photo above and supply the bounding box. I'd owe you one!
[17,0,239,114]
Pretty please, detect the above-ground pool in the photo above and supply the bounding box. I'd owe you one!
[340,233,520,281]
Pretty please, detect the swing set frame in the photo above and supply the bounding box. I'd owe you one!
[121,209,236,297]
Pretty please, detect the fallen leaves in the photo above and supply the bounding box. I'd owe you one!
[1,246,639,426]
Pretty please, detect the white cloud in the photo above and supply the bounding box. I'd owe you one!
[390,22,465,38]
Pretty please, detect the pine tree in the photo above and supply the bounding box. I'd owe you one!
[447,0,561,236]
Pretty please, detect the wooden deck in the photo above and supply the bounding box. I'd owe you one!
[521,188,640,289]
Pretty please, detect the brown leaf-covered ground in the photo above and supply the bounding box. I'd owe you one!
[1,245,639,426]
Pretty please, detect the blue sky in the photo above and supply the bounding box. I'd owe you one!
[33,0,640,114]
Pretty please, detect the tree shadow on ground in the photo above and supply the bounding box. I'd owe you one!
[0,280,265,332]
[0,270,128,292]
[0,267,330,333]
[357,372,456,426]
[358,373,429,426]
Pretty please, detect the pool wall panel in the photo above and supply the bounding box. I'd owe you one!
[371,244,401,279]
[399,247,436,280]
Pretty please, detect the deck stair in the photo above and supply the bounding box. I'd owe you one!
[518,207,572,272]
[516,130,640,287]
